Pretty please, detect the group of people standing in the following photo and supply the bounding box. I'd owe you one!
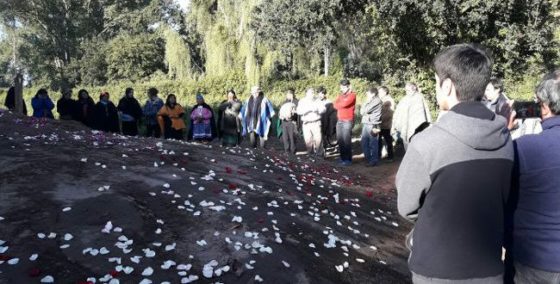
[396,43,560,284]
[3,80,419,167]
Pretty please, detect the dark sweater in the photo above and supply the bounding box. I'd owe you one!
[512,116,560,272]
[397,102,514,280]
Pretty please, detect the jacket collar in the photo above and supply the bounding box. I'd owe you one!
[542,116,560,130]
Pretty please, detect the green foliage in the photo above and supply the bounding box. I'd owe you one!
[106,34,166,82]
[164,27,192,80]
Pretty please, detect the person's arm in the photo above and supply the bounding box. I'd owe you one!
[396,146,432,222]
[317,101,326,114]
[46,97,55,110]
[334,93,356,110]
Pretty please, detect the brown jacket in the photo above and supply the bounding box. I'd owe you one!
[158,104,186,132]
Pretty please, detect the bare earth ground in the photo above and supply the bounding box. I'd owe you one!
[0,110,412,284]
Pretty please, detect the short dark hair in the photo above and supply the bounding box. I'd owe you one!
[286,88,295,95]
[367,86,378,95]
[35,88,48,98]
[148,87,159,97]
[536,70,560,115]
[78,89,89,97]
[379,86,389,94]
[433,44,493,102]
[489,78,504,93]
[340,79,351,86]
[125,87,134,95]
[227,89,236,96]
[317,86,327,94]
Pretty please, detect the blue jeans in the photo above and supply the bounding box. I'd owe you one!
[361,124,379,165]
[337,121,353,162]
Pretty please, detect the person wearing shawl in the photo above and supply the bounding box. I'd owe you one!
[93,92,120,133]
[188,93,217,142]
[218,89,242,147]
[76,89,95,127]
[56,88,78,120]
[157,94,186,140]
[393,82,432,150]
[117,87,143,136]
[4,86,28,115]
[239,86,276,148]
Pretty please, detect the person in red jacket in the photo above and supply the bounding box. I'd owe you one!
[334,79,357,166]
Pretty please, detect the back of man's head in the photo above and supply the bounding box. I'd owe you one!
[433,44,493,102]
[536,70,560,115]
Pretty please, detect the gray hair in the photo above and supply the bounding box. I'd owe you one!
[536,70,560,114]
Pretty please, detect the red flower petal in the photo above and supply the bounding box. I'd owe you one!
[28,267,41,277]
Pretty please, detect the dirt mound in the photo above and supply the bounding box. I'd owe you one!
[0,109,411,284]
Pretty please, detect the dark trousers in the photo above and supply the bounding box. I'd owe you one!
[282,121,297,154]
[122,121,138,136]
[146,123,161,138]
[165,128,184,140]
[336,121,353,162]
[249,132,266,148]
[378,129,394,159]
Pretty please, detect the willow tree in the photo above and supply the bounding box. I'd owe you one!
[187,0,272,86]
[164,27,193,80]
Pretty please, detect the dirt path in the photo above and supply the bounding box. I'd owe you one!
[0,110,411,284]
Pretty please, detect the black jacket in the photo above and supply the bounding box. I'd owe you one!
[57,98,78,120]
[118,97,143,121]
[93,101,120,133]
[76,97,96,127]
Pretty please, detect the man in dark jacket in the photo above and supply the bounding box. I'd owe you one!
[484,78,512,124]
[4,87,28,115]
[57,89,78,120]
[118,88,143,136]
[508,70,560,283]
[396,44,514,283]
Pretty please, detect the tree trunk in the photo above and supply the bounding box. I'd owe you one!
[14,73,24,115]
[324,46,330,77]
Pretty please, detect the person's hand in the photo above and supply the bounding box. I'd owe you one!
[508,110,518,131]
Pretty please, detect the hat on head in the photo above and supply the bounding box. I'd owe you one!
[196,93,204,101]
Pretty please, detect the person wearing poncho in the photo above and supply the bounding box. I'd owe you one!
[188,94,217,142]
[393,83,432,150]
[239,86,276,148]
[218,90,242,147]
[157,94,186,140]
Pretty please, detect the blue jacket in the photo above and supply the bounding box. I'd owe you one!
[31,97,55,118]
[513,116,560,272]
[143,98,164,125]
